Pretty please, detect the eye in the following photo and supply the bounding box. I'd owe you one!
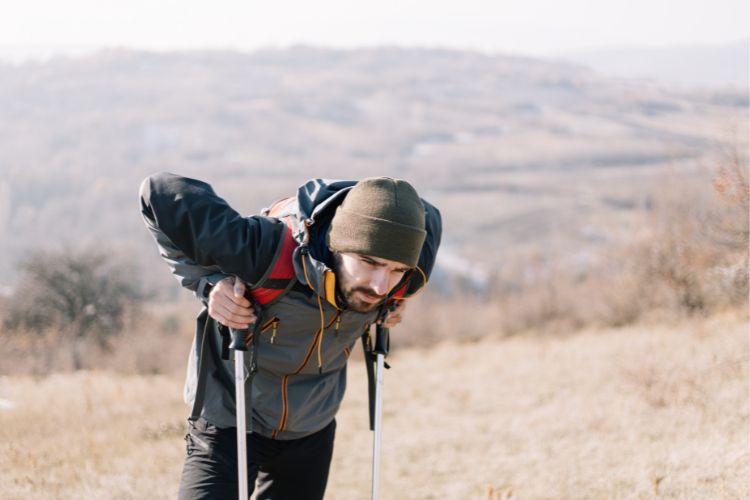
[391,269,408,278]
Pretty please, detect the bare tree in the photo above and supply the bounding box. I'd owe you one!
[2,249,143,369]
[711,142,750,251]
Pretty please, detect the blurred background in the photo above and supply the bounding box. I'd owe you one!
[0,1,747,498]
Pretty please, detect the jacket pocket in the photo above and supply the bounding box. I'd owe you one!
[257,316,280,344]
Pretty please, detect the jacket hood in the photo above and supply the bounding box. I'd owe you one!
[295,178,357,222]
[283,179,356,308]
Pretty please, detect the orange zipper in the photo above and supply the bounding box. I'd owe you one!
[273,312,339,438]
[247,316,279,346]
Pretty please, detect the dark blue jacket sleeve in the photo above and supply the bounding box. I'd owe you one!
[139,172,285,287]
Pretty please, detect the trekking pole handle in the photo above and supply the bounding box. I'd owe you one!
[229,328,248,351]
[373,301,396,355]
[229,295,263,352]
[373,324,389,355]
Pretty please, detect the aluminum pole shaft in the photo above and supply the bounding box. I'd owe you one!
[234,351,248,500]
[371,352,385,500]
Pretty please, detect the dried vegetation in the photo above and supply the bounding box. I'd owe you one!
[0,312,746,498]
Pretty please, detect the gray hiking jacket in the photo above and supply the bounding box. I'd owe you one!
[139,173,441,439]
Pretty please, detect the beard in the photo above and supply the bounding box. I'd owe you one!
[340,285,387,313]
[332,252,387,313]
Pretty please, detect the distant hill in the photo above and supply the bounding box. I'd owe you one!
[558,41,749,87]
[0,47,746,294]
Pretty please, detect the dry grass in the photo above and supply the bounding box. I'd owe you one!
[0,373,186,499]
[0,311,747,499]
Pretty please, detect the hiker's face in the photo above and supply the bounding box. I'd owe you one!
[334,252,410,313]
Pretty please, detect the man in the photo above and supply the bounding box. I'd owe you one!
[140,174,441,499]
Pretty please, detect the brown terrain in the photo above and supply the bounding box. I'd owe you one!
[0,310,746,499]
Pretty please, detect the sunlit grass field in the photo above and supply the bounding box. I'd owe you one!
[0,311,747,499]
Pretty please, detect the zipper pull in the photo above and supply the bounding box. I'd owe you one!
[335,315,341,337]
[270,320,278,344]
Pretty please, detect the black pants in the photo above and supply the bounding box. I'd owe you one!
[178,418,336,500]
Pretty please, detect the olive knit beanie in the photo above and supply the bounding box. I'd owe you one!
[328,177,426,267]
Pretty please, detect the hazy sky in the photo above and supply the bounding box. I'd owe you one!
[1,0,748,57]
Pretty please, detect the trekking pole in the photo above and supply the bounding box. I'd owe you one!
[371,321,390,500]
[229,327,249,500]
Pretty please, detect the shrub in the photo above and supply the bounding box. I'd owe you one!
[2,248,144,370]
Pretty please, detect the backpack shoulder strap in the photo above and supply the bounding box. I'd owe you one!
[189,310,221,422]
[249,197,299,306]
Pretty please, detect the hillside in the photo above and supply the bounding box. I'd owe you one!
[559,41,750,87]
[0,47,746,295]
[0,312,746,498]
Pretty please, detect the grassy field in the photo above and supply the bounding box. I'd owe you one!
[0,311,747,499]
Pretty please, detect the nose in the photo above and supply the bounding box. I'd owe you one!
[368,269,390,296]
